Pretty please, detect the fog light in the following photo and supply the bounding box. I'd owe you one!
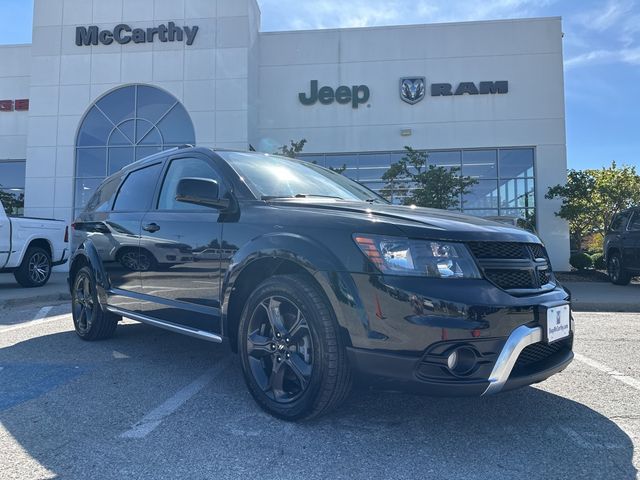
[446,346,477,376]
[447,351,458,370]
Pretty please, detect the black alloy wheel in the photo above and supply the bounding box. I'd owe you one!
[238,275,352,420]
[71,266,119,340]
[73,270,95,336]
[246,296,313,403]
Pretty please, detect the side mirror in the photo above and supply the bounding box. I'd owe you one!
[175,177,231,210]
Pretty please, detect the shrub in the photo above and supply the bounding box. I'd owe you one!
[570,252,593,270]
[591,252,606,270]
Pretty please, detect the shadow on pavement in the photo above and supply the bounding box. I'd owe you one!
[0,322,636,479]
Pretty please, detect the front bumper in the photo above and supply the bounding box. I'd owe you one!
[347,330,574,396]
[336,273,574,395]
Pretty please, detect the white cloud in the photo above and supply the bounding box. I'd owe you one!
[258,0,640,70]
[258,0,560,31]
[565,47,640,69]
[574,0,634,32]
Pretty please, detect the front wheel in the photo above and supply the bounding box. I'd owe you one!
[72,266,120,340]
[608,253,632,285]
[14,246,52,287]
[238,274,351,421]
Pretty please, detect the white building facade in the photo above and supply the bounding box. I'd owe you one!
[0,0,570,269]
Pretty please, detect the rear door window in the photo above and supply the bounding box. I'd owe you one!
[113,163,162,212]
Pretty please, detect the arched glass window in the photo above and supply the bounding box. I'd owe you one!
[74,84,195,213]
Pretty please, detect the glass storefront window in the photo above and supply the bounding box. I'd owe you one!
[428,150,462,173]
[499,148,534,178]
[74,84,195,215]
[298,147,536,226]
[462,149,497,178]
[0,161,26,216]
[463,179,499,209]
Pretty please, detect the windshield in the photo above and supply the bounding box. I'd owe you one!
[217,151,388,203]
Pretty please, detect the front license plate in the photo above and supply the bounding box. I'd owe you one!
[546,304,571,343]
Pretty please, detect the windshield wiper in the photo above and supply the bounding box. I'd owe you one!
[262,194,344,200]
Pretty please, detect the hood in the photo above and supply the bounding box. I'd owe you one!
[267,198,541,243]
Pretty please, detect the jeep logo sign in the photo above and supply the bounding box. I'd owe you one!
[299,80,370,109]
[76,23,199,46]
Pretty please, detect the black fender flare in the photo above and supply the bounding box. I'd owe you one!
[220,232,367,341]
[68,240,110,302]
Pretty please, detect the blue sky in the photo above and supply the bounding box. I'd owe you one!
[2,0,639,171]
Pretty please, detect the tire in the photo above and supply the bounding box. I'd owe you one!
[71,266,120,340]
[14,246,52,288]
[608,252,632,285]
[238,274,352,421]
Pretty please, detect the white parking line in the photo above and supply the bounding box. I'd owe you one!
[575,352,640,391]
[34,306,53,320]
[120,357,232,439]
[0,314,70,334]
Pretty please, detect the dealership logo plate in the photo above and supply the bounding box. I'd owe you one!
[400,77,426,104]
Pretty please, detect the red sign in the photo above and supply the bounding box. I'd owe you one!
[0,99,29,112]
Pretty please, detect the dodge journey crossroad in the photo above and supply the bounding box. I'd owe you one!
[69,146,574,420]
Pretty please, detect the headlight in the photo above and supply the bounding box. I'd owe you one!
[353,234,481,279]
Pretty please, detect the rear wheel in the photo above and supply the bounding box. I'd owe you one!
[238,274,351,421]
[608,252,632,285]
[14,246,52,288]
[72,266,119,340]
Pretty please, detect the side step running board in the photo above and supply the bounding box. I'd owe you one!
[106,306,223,343]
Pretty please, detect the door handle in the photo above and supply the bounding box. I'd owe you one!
[143,223,161,233]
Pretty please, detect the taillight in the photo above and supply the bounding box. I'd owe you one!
[64,226,69,243]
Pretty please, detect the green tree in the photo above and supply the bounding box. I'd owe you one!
[275,138,346,174]
[276,139,307,158]
[381,146,477,209]
[546,161,640,251]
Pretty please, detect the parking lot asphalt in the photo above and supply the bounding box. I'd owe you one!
[0,300,638,479]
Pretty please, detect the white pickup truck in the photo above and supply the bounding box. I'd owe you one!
[0,199,69,287]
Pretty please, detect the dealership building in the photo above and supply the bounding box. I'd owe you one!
[0,0,570,269]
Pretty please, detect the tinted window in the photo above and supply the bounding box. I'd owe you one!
[609,213,628,232]
[628,211,640,231]
[85,176,122,213]
[113,164,162,212]
[158,157,225,210]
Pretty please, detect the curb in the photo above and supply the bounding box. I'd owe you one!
[572,303,640,313]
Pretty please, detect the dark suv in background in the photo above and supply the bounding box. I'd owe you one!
[604,207,640,285]
[69,146,574,420]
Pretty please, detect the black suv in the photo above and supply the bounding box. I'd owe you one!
[69,147,574,420]
[604,207,640,285]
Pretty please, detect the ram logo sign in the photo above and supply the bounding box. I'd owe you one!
[400,77,426,104]
[400,78,509,105]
